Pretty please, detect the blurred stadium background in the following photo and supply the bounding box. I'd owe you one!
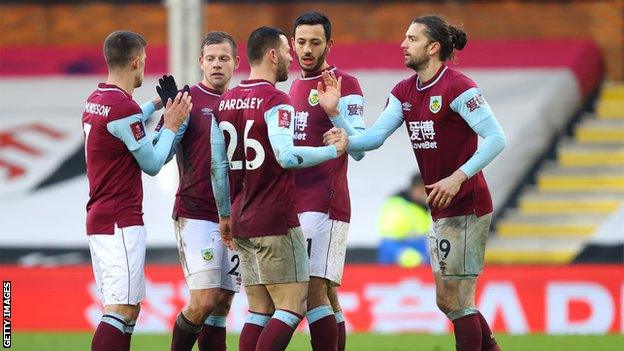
[1,0,623,350]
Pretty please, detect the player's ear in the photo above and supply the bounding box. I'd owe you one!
[234,55,241,70]
[429,41,440,57]
[326,38,334,53]
[290,37,296,48]
[268,48,277,64]
[131,56,140,69]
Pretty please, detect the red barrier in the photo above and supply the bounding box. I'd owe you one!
[3,265,622,334]
[0,40,602,97]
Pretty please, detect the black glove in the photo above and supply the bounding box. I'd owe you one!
[156,75,179,106]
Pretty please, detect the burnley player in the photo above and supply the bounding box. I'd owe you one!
[212,26,348,351]
[290,11,365,351]
[322,16,506,351]
[83,30,191,351]
[166,32,241,351]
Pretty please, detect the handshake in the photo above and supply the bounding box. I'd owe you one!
[323,127,349,156]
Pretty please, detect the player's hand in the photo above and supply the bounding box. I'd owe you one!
[219,216,235,250]
[332,128,348,156]
[317,71,342,118]
[163,91,192,133]
[425,170,468,209]
[323,127,342,145]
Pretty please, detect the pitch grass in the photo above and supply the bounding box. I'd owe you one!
[13,332,624,351]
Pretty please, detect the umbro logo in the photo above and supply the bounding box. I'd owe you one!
[201,107,214,117]
[402,102,412,112]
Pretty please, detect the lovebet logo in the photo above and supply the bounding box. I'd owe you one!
[3,281,10,348]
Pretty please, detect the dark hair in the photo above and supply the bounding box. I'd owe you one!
[293,11,332,42]
[103,30,147,69]
[412,15,467,61]
[247,26,286,65]
[201,31,237,56]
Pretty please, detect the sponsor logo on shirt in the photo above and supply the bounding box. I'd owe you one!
[465,93,487,112]
[130,121,146,141]
[308,89,320,106]
[409,120,437,150]
[429,96,442,114]
[201,248,214,262]
[294,111,308,141]
[347,104,363,116]
[278,109,291,128]
[401,102,412,112]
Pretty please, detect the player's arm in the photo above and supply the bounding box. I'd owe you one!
[210,115,231,217]
[108,93,191,176]
[450,87,507,178]
[211,115,234,249]
[426,87,507,209]
[152,115,189,163]
[329,94,366,160]
[139,99,158,122]
[266,104,340,169]
[343,94,404,152]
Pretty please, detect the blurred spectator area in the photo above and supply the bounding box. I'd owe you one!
[0,0,623,80]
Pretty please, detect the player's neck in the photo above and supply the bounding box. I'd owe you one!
[417,60,443,83]
[248,66,277,85]
[200,78,227,94]
[106,72,135,96]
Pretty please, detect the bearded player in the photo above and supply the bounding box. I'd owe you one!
[289,11,366,351]
[322,16,506,351]
[83,30,190,351]
[212,26,348,351]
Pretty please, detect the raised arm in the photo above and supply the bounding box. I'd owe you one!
[108,92,192,176]
[266,104,346,169]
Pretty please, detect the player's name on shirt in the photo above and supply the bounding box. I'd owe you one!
[84,102,112,118]
[218,97,264,111]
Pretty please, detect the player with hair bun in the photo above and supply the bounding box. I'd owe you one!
[322,15,506,351]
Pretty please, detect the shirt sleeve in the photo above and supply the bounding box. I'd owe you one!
[330,94,366,160]
[106,114,177,176]
[450,87,507,177]
[210,115,231,217]
[152,115,189,163]
[140,101,156,122]
[265,103,337,169]
[347,93,404,152]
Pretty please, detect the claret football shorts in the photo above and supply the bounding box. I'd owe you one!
[298,211,349,286]
[88,225,147,305]
[174,217,241,292]
[428,213,492,280]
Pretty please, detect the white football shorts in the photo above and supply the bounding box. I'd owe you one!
[88,225,147,306]
[298,211,349,286]
[174,217,241,292]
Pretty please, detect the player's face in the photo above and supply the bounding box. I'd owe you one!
[199,42,239,92]
[401,23,436,72]
[133,49,146,88]
[293,24,332,73]
[276,35,293,82]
